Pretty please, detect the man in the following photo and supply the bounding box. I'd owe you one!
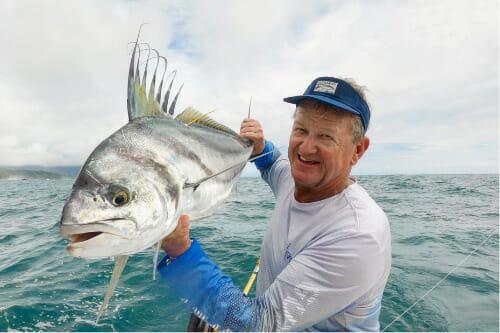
[159,77,391,331]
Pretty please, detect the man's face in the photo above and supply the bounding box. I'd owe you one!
[288,103,362,198]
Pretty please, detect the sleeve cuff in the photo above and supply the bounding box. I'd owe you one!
[157,238,202,272]
[253,140,280,169]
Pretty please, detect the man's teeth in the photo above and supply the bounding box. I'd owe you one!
[299,155,316,163]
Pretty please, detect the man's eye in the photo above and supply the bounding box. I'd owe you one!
[321,134,334,141]
[294,128,305,133]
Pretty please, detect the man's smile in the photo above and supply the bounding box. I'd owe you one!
[297,153,320,165]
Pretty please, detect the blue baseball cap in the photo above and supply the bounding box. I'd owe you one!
[283,76,370,133]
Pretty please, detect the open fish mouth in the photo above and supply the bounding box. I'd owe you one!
[70,231,103,243]
[60,218,136,242]
[61,219,141,259]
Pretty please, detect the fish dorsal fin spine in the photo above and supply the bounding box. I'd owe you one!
[175,107,238,136]
[127,26,182,121]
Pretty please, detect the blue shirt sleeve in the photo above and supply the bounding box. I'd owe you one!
[158,231,388,332]
[253,140,281,170]
[158,239,275,331]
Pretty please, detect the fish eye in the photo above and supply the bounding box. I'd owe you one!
[108,185,130,207]
[112,190,129,206]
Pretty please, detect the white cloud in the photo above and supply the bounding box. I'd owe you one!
[0,0,497,174]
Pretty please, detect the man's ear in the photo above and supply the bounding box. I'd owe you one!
[351,137,370,166]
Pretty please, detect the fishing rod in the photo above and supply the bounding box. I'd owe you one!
[243,258,260,296]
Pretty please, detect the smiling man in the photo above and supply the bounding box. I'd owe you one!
[159,77,392,331]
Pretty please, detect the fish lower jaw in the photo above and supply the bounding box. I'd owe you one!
[62,219,172,258]
[65,228,164,259]
[66,232,130,259]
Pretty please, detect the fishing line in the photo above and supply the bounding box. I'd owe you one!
[382,226,498,332]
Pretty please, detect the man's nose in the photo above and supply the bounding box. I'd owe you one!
[299,135,318,154]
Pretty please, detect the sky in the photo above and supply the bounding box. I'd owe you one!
[0,0,498,175]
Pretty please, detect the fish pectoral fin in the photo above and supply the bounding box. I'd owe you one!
[95,255,129,324]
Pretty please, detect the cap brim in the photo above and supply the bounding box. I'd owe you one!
[283,95,361,117]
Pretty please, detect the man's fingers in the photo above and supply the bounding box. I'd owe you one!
[240,132,263,140]
[241,133,263,141]
[240,125,263,133]
[240,121,261,128]
[240,127,261,134]
[240,119,262,129]
[239,118,265,155]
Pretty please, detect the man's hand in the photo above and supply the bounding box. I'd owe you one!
[240,118,265,156]
[161,214,191,257]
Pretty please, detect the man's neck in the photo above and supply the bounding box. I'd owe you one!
[294,177,353,203]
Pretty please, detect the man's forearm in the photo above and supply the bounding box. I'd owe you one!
[157,239,276,331]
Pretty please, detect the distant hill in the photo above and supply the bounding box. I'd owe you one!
[0,168,63,180]
[0,166,81,180]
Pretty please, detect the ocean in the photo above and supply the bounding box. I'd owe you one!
[0,175,498,331]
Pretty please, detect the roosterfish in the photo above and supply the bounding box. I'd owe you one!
[59,31,261,322]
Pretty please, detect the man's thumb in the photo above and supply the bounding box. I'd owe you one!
[178,215,190,234]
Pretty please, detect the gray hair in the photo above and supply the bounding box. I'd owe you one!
[339,77,369,143]
[339,77,369,104]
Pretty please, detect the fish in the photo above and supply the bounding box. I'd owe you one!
[59,29,255,322]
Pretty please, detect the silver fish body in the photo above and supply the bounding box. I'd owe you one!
[59,32,255,322]
[60,115,252,259]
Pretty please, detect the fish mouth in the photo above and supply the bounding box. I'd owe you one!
[69,231,103,244]
[60,218,136,243]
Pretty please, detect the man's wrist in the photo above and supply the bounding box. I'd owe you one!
[158,239,201,270]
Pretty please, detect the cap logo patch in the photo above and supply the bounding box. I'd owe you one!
[313,80,338,95]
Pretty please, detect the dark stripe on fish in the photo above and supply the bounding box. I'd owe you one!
[121,153,180,209]
[158,135,214,176]
[129,120,214,177]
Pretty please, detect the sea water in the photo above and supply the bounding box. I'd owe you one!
[0,175,498,331]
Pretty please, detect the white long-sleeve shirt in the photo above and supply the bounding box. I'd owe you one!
[255,147,392,331]
[158,142,391,331]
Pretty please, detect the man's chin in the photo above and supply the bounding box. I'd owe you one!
[291,171,319,189]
